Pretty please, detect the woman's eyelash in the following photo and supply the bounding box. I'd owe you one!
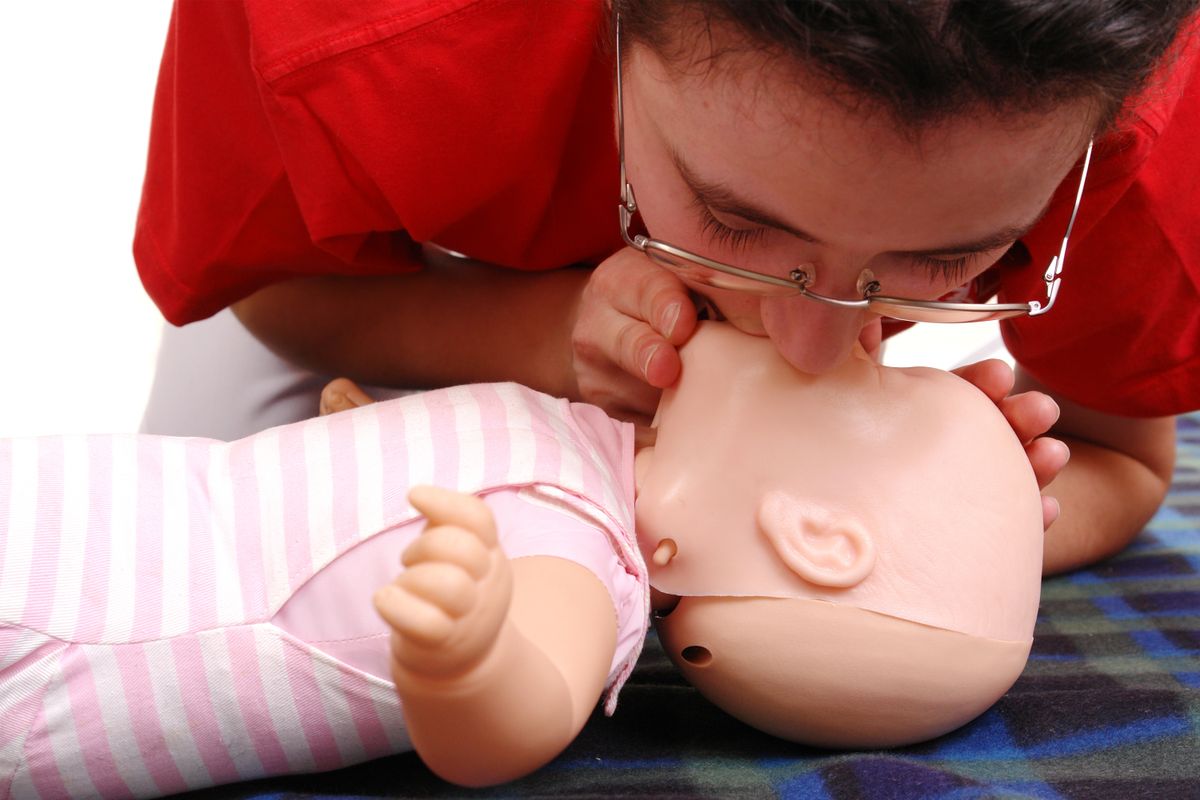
[692,197,978,284]
[695,202,768,251]
[911,254,976,283]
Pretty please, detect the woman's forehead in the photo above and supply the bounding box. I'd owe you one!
[627,44,1092,251]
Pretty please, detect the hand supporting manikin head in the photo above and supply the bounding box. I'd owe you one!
[635,322,1044,748]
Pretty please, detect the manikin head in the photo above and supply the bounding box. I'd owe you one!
[634,323,1043,747]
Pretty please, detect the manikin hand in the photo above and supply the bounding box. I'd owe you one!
[571,246,697,426]
[373,486,514,680]
[951,359,1069,530]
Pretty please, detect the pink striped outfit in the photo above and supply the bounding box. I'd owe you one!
[0,383,647,799]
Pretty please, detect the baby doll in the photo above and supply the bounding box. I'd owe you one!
[0,323,1042,797]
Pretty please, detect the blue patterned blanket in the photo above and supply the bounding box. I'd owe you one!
[179,413,1200,800]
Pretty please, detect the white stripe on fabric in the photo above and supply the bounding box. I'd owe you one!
[207,446,244,627]
[309,652,367,767]
[41,669,101,799]
[46,436,88,638]
[303,418,337,573]
[0,626,49,673]
[0,437,37,619]
[532,393,585,499]
[5,761,42,800]
[447,385,485,490]
[253,430,291,613]
[81,646,160,798]
[352,407,383,542]
[0,640,62,784]
[143,639,212,790]
[496,385,535,486]
[160,440,190,637]
[196,629,264,780]
[253,628,317,771]
[402,394,434,491]
[103,435,139,643]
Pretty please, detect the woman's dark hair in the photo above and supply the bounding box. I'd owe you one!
[614,0,1199,129]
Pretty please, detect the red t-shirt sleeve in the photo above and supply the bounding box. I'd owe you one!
[1000,31,1200,417]
[134,0,617,327]
[133,1,422,326]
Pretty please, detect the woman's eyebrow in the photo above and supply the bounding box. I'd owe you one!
[671,148,821,242]
[895,221,1042,258]
[672,146,1051,256]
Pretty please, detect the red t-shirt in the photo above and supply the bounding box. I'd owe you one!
[134,0,1200,417]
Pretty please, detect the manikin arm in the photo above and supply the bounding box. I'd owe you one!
[373,486,617,787]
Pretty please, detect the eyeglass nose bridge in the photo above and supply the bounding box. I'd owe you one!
[789,265,878,310]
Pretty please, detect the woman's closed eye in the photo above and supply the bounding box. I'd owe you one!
[909,253,978,283]
[694,201,769,252]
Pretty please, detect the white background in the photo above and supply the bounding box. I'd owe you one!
[0,3,174,436]
[0,2,1008,438]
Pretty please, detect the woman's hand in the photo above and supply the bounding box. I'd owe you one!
[952,359,1070,530]
[570,247,697,426]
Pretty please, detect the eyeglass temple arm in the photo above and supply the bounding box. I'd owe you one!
[1031,139,1093,316]
[615,12,635,214]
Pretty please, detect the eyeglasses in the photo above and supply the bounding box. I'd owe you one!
[614,13,1093,324]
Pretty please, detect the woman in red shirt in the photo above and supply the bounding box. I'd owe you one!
[135,0,1200,574]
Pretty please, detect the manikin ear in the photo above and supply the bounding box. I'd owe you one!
[757,490,876,589]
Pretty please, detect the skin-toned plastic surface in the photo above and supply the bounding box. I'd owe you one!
[636,322,1043,641]
[638,322,1044,747]
[656,596,1032,748]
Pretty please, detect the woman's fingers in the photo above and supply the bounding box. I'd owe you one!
[571,247,697,419]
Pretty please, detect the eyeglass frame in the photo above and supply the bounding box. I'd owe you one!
[614,12,1094,323]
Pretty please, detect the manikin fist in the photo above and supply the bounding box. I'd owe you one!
[373,486,513,679]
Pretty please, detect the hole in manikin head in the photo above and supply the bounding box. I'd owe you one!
[681,645,712,666]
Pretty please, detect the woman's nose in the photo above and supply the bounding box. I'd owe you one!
[761,291,871,375]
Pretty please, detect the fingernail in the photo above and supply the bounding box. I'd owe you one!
[642,344,660,378]
[660,303,681,338]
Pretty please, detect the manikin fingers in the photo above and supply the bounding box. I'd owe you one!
[373,584,456,647]
[402,526,492,579]
[394,562,480,618]
[409,485,499,547]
